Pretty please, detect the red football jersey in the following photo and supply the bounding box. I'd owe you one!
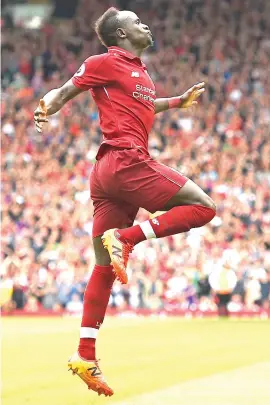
[72,46,156,159]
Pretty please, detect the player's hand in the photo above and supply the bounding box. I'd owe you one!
[34,99,48,132]
[179,82,205,108]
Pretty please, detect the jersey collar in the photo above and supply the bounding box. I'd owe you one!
[108,46,146,68]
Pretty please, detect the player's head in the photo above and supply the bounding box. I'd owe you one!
[94,7,153,50]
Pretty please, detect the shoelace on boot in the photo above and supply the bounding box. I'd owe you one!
[122,242,134,267]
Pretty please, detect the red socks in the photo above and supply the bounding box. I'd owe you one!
[78,206,215,360]
[78,264,115,360]
[118,205,216,245]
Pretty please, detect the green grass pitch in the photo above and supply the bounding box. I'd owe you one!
[2,316,270,405]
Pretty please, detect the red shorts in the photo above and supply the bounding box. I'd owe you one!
[90,147,188,237]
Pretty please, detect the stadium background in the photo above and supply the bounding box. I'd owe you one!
[2,0,270,315]
[1,1,270,404]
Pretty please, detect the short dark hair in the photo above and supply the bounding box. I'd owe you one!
[94,7,120,48]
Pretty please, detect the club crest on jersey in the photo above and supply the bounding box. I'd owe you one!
[131,71,140,77]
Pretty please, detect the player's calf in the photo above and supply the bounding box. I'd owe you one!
[116,204,216,246]
[102,204,215,281]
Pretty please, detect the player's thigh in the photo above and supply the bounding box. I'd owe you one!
[93,149,179,213]
[90,157,138,265]
[117,155,187,213]
[162,178,216,211]
[92,199,139,266]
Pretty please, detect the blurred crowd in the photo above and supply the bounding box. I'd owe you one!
[1,0,270,315]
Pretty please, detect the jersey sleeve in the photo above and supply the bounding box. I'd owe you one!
[72,54,112,90]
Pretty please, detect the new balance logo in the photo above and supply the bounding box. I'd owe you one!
[112,245,122,258]
[131,71,140,77]
[152,218,159,226]
[87,366,101,377]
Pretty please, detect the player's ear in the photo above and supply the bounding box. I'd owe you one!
[116,27,127,39]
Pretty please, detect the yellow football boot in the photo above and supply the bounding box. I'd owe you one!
[102,228,133,284]
[68,352,113,397]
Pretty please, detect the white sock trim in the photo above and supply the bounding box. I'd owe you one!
[140,220,156,239]
[80,327,98,338]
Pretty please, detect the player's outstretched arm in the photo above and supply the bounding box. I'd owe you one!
[34,79,84,133]
[154,82,205,114]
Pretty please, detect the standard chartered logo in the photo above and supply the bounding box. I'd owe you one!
[133,84,156,103]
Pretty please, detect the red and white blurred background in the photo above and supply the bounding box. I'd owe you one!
[1,0,270,316]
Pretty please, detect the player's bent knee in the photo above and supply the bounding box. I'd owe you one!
[208,199,217,212]
[192,204,216,228]
[201,197,216,212]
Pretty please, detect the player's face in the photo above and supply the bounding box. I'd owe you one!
[117,11,153,49]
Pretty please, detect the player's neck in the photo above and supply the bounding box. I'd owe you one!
[117,43,143,58]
